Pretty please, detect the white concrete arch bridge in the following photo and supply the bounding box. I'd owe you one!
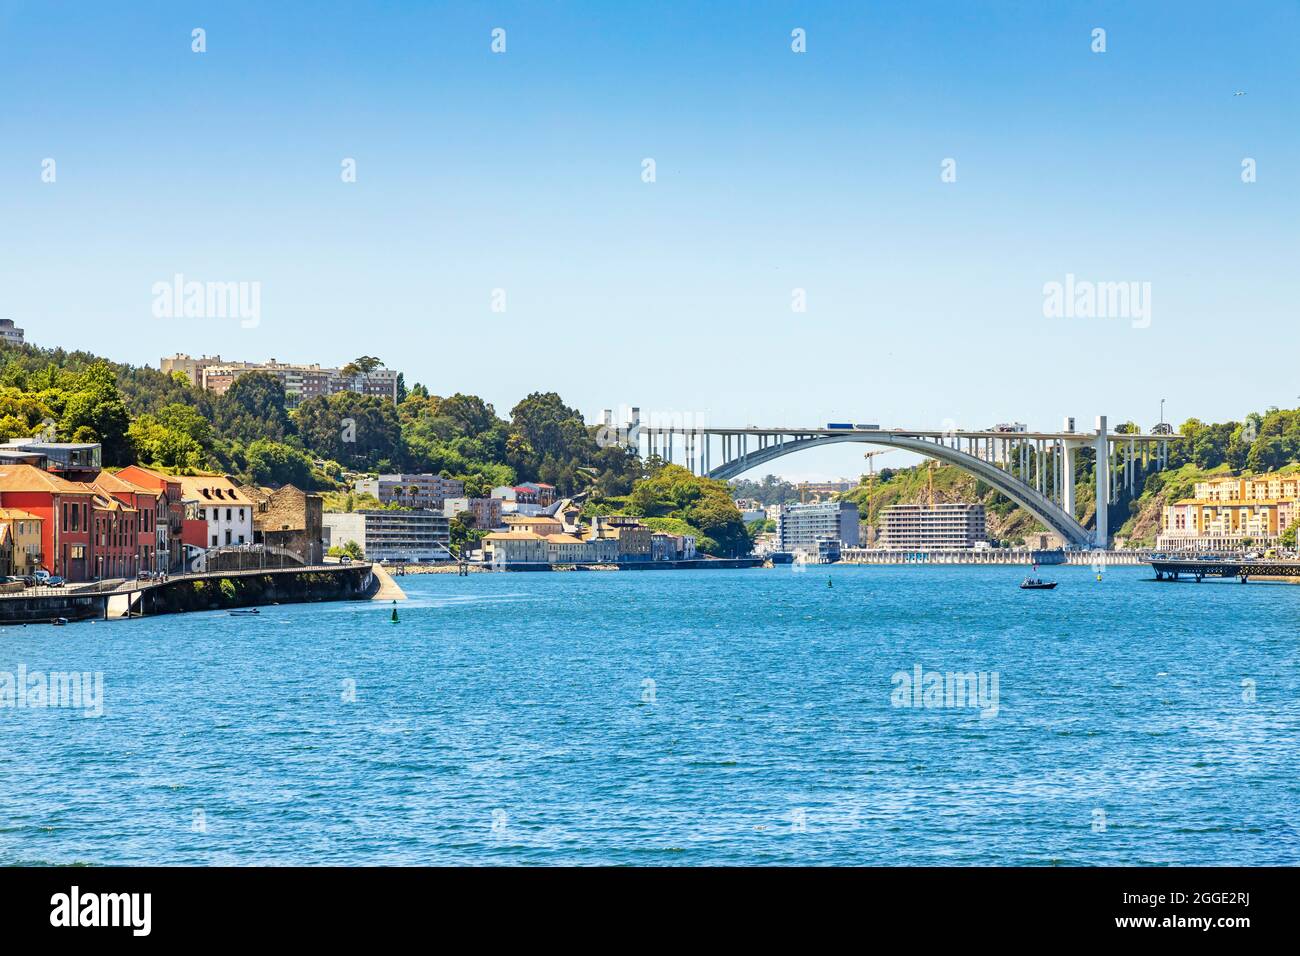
[631,415,1177,549]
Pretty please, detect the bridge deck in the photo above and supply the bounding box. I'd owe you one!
[638,426,1174,442]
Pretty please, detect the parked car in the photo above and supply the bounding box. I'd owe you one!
[339,555,352,565]
[46,575,65,588]
[33,569,50,583]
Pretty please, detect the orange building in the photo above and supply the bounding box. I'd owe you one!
[92,470,163,574]
[116,465,184,572]
[0,464,96,580]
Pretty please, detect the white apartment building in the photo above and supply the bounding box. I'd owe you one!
[879,503,988,550]
[178,476,255,548]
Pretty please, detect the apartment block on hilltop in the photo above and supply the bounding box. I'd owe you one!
[161,354,399,406]
[0,319,25,346]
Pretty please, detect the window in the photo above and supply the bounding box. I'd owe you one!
[226,508,232,522]
[211,534,218,547]
[225,530,232,545]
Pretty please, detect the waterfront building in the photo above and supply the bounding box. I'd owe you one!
[878,503,986,550]
[0,319,26,346]
[323,509,451,562]
[1158,471,1300,551]
[90,493,139,579]
[585,515,652,561]
[650,532,697,561]
[545,533,602,564]
[501,514,564,537]
[0,508,43,575]
[482,530,549,565]
[777,501,861,556]
[92,469,163,574]
[178,475,254,549]
[117,465,184,572]
[242,484,324,565]
[355,474,464,510]
[0,464,96,580]
[443,496,503,530]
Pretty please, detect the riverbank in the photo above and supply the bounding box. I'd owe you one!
[384,557,764,573]
[0,564,389,625]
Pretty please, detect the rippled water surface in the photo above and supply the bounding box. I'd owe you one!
[1,565,1297,865]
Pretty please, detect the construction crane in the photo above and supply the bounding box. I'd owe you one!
[860,451,891,543]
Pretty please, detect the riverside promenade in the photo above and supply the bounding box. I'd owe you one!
[0,562,403,625]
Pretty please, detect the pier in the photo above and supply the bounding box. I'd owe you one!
[1148,557,1300,583]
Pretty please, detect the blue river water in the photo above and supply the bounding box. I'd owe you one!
[1,564,1297,866]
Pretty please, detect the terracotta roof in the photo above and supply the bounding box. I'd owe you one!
[0,464,92,494]
[177,475,254,505]
[90,493,136,513]
[116,465,180,488]
[484,531,545,541]
[93,470,158,497]
[0,507,41,521]
[544,533,584,544]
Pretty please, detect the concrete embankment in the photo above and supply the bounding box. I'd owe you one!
[0,564,394,625]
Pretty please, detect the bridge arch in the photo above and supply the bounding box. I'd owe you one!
[706,432,1092,547]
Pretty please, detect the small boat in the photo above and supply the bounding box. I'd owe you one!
[1020,578,1057,590]
[229,608,260,616]
[51,617,69,626]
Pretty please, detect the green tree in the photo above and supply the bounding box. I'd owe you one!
[295,392,403,467]
[216,372,294,442]
[59,362,132,464]
[245,438,314,487]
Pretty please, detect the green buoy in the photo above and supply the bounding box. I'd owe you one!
[391,601,399,623]
[827,577,833,588]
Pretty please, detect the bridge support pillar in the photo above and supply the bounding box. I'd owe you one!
[1094,416,1109,548]
[1061,443,1076,520]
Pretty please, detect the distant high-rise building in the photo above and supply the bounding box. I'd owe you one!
[0,319,26,346]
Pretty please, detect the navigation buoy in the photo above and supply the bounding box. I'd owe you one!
[827,577,833,588]
[391,601,399,623]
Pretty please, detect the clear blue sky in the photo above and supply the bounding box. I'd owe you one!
[2,1,1295,479]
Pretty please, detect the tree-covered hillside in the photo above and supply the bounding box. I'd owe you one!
[0,342,642,499]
